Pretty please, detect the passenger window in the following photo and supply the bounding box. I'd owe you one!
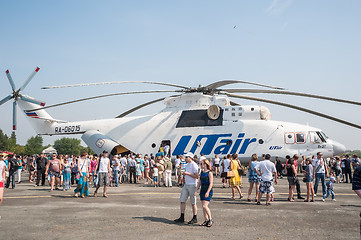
[284,132,295,144]
[296,133,305,144]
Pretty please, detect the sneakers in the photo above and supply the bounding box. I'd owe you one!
[174,217,184,223]
[332,199,336,201]
[188,218,198,224]
[322,198,325,202]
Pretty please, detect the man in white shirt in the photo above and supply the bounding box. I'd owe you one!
[313,152,329,197]
[174,152,199,224]
[94,151,111,198]
[221,155,231,188]
[112,155,120,187]
[255,154,278,206]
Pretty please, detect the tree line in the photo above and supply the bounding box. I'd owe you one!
[0,129,94,156]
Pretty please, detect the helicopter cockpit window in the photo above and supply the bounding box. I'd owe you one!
[296,133,305,144]
[310,131,324,143]
[176,109,223,128]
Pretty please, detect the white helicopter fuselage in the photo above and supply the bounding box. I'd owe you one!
[18,93,345,163]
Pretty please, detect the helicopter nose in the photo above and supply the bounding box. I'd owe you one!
[332,140,346,155]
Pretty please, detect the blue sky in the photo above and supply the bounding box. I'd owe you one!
[0,0,360,150]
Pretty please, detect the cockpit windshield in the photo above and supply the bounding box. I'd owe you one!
[310,131,327,143]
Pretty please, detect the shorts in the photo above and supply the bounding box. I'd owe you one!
[180,184,197,205]
[214,164,220,168]
[0,182,4,188]
[97,172,110,187]
[305,175,313,183]
[287,176,298,185]
[259,180,275,194]
[49,171,60,178]
[153,176,158,182]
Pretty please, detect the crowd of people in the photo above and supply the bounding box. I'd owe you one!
[0,149,360,227]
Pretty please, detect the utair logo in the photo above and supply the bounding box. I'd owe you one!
[172,133,257,156]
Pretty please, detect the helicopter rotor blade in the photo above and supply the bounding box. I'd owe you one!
[13,101,17,131]
[115,95,181,118]
[223,92,361,130]
[5,70,16,92]
[116,97,167,118]
[42,81,189,90]
[0,95,12,106]
[222,89,361,106]
[26,90,178,112]
[206,80,284,90]
[19,67,40,91]
[20,95,46,106]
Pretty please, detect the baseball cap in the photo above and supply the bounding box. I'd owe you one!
[184,152,194,159]
[200,156,206,161]
[330,176,336,181]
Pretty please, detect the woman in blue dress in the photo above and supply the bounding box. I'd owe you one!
[247,154,261,202]
[196,158,214,227]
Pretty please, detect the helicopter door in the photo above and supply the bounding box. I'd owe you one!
[161,140,171,157]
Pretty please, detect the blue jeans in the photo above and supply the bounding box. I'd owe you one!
[314,173,326,196]
[323,189,335,199]
[113,170,119,187]
[6,171,16,188]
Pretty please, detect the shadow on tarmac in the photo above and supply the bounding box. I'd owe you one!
[133,216,175,225]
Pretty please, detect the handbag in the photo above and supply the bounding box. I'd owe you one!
[302,177,307,182]
[227,171,235,178]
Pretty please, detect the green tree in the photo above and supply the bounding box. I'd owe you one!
[53,138,82,155]
[25,136,44,155]
[7,131,16,152]
[0,129,9,150]
[14,145,25,155]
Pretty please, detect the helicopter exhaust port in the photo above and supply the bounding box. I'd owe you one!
[81,130,129,156]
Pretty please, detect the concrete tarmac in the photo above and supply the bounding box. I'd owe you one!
[1,174,360,240]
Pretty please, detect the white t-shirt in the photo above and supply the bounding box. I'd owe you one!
[99,157,110,173]
[312,158,326,174]
[214,157,220,165]
[256,160,276,182]
[120,157,127,166]
[184,161,198,185]
[0,161,6,182]
[175,158,181,168]
[153,167,159,177]
[78,158,89,173]
[112,159,120,171]
[223,158,231,172]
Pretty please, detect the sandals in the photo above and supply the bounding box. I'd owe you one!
[231,197,236,200]
[239,195,244,199]
[247,198,251,202]
[103,194,108,198]
[257,201,261,205]
[207,219,213,227]
[199,220,209,226]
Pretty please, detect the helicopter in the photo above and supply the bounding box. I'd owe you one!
[1,67,360,163]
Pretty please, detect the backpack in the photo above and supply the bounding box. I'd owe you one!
[10,158,18,171]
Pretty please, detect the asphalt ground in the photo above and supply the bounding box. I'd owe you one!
[1,173,360,240]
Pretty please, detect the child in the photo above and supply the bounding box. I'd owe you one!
[323,176,336,201]
[153,166,159,188]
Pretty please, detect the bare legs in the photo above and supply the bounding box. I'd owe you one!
[288,185,295,201]
[248,182,259,201]
[231,186,243,199]
[201,200,211,221]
